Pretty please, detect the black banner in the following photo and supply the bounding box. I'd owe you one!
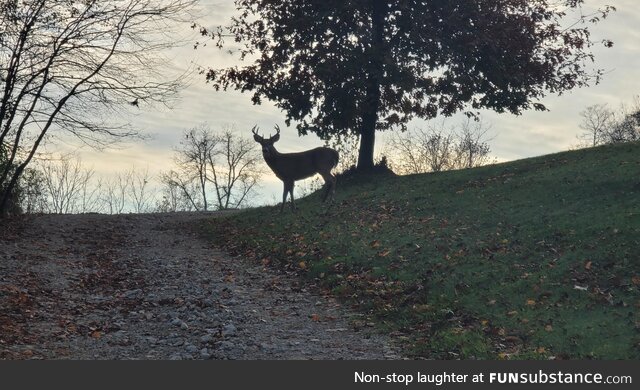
[0,360,637,390]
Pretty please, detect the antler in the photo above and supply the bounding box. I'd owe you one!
[274,124,281,135]
[251,125,264,140]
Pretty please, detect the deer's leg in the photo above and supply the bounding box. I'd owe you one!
[289,181,297,211]
[281,181,290,213]
[282,180,295,212]
[320,173,336,202]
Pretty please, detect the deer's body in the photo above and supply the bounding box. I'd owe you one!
[263,147,339,181]
[253,126,339,212]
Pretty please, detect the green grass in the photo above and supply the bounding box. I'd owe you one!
[201,141,640,359]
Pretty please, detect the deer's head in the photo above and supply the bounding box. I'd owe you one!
[252,125,281,158]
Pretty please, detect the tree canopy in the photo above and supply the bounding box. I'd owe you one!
[200,0,614,170]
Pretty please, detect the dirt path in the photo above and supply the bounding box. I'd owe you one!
[0,212,398,360]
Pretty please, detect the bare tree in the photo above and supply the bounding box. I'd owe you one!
[169,124,263,211]
[452,119,494,170]
[387,121,455,174]
[606,98,640,144]
[0,0,194,215]
[173,124,217,211]
[578,98,640,147]
[103,172,131,215]
[157,171,200,212]
[210,128,264,210]
[127,166,154,213]
[388,118,494,175]
[39,154,97,214]
[578,104,615,147]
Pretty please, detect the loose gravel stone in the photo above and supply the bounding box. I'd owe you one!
[0,212,398,360]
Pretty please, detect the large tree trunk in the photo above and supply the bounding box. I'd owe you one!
[357,0,386,172]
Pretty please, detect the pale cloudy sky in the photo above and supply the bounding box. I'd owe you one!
[54,0,640,205]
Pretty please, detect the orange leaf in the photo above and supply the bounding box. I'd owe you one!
[310,314,320,322]
[526,299,536,306]
[90,330,102,339]
[298,261,306,269]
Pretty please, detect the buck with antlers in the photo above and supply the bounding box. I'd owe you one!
[252,125,339,212]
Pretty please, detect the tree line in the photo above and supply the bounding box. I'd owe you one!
[5,118,497,215]
[5,124,265,215]
[578,98,640,147]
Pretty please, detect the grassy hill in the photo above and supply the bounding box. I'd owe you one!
[202,141,640,359]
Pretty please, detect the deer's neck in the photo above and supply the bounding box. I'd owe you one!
[263,147,282,168]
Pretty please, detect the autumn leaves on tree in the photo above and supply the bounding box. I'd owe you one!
[199,0,614,171]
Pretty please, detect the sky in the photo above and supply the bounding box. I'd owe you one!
[51,0,640,206]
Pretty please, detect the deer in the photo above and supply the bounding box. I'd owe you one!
[252,125,339,212]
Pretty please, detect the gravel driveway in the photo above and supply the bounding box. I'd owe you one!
[0,212,397,360]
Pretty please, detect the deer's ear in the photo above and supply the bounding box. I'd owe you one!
[271,133,280,142]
